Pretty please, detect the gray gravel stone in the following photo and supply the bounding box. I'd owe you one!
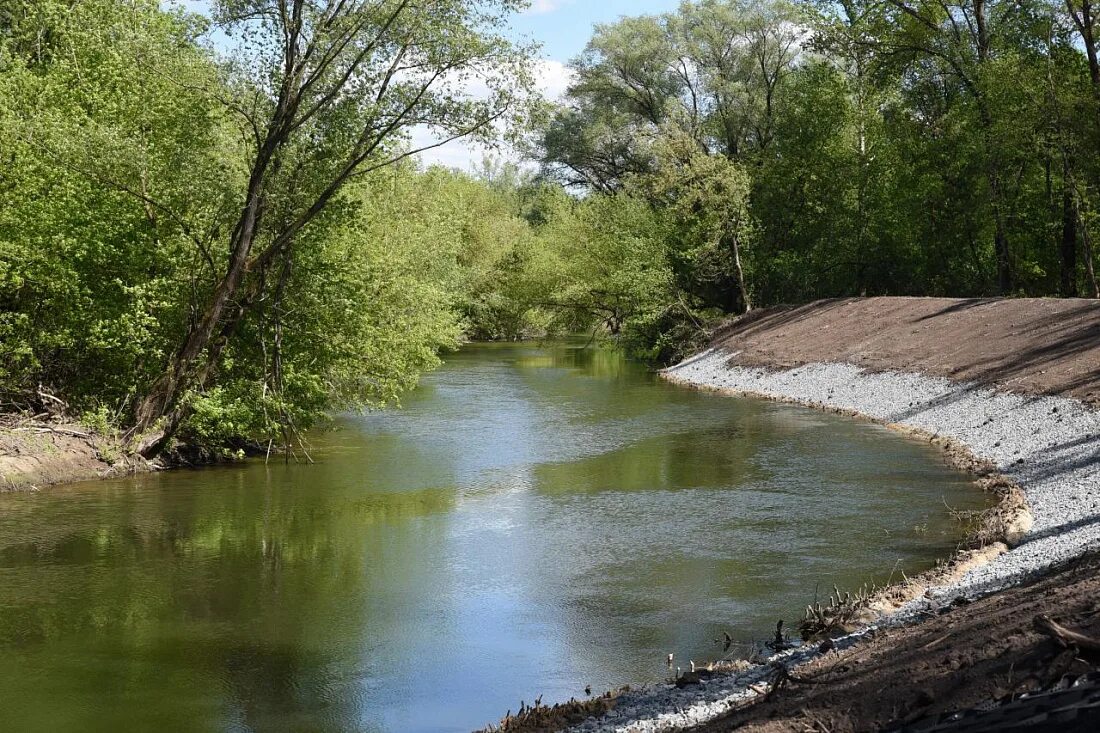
[563,350,1099,733]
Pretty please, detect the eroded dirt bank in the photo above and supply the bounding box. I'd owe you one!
[0,420,126,491]
[710,297,1099,406]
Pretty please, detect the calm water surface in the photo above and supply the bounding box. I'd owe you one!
[0,343,988,732]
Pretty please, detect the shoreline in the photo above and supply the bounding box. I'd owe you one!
[0,419,137,492]
[0,418,248,493]
[552,351,1098,733]
[665,353,1099,604]
[663,363,1034,620]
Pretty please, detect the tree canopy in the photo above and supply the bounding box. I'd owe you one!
[1,0,1098,457]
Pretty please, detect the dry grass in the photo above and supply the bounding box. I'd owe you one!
[799,585,874,640]
[477,690,620,733]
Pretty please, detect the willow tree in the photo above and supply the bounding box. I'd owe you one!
[639,128,755,315]
[538,0,804,190]
[129,0,533,454]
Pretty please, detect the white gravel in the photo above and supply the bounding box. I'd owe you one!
[564,349,1100,733]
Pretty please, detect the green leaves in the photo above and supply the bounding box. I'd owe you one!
[0,0,239,411]
[0,0,541,447]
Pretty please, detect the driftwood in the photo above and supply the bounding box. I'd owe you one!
[801,586,872,640]
[12,426,91,439]
[1034,614,1100,653]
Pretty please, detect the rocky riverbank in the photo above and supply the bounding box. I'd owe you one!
[531,298,1100,733]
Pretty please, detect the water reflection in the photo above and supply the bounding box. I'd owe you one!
[0,343,989,732]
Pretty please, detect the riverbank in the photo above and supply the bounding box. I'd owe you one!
[0,416,244,492]
[523,297,1099,733]
[691,550,1100,732]
[0,417,131,491]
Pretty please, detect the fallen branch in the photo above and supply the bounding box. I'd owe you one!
[12,426,91,439]
[36,387,67,408]
[1035,615,1100,653]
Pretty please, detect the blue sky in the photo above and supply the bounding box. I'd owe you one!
[170,1,681,169]
[512,0,682,62]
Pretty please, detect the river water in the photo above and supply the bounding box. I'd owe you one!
[0,343,988,732]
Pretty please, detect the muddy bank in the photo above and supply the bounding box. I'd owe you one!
[0,419,133,491]
[1,415,264,492]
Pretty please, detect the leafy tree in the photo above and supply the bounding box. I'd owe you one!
[0,0,238,413]
[124,0,535,454]
[637,127,755,313]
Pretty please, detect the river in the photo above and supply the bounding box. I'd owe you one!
[0,342,988,732]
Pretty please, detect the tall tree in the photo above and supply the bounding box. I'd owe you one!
[1066,0,1100,125]
[127,0,534,453]
[869,0,1024,293]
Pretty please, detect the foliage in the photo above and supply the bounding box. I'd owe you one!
[3,0,1100,457]
[0,0,538,453]
[536,0,1100,329]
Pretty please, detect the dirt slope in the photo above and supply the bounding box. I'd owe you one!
[711,298,1100,406]
[0,421,120,491]
[691,553,1100,733]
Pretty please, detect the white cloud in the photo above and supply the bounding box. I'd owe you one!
[413,59,575,173]
[523,0,573,15]
[534,58,574,101]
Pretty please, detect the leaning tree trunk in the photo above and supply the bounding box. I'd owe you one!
[729,231,752,314]
[128,124,292,455]
[130,272,259,456]
[129,225,256,454]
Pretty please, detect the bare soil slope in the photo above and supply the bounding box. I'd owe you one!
[692,553,1100,733]
[0,421,119,491]
[711,298,1100,406]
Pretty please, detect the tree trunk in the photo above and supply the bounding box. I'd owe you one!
[1068,1,1100,126]
[1077,192,1100,299]
[129,125,290,454]
[1061,160,1078,297]
[992,182,1012,295]
[130,275,261,455]
[129,222,256,453]
[730,232,752,314]
[973,0,1012,295]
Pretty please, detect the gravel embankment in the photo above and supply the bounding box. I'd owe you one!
[564,350,1099,733]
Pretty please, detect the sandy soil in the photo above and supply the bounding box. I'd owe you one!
[0,419,126,491]
[690,553,1100,733]
[711,297,1100,407]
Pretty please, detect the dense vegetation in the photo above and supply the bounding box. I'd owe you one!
[534,0,1100,354]
[2,0,1099,456]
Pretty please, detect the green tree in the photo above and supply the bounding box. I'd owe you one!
[114,0,534,454]
[638,127,755,313]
